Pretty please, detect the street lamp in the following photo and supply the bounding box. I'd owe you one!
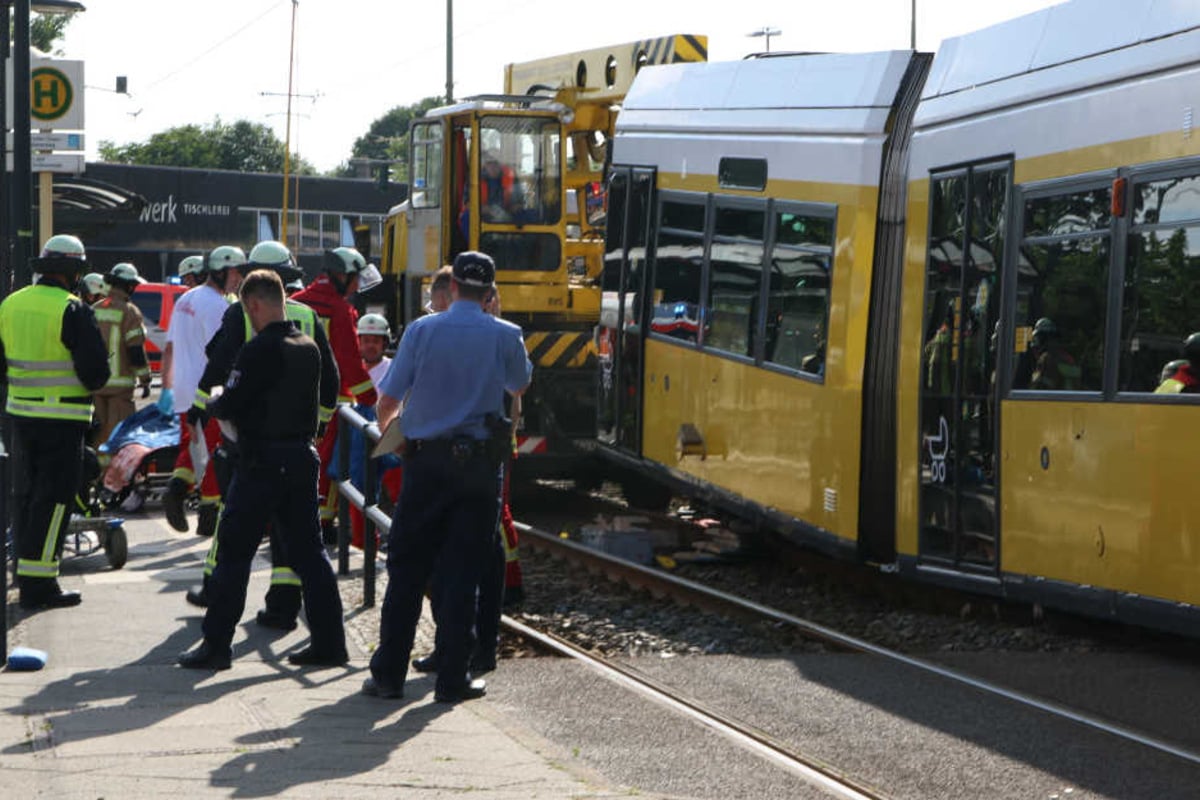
[747,26,781,54]
[7,0,85,292]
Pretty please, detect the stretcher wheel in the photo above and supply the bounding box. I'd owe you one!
[104,525,128,569]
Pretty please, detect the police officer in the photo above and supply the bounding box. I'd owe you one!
[293,247,378,538]
[92,262,152,446]
[177,255,205,289]
[0,235,110,608]
[363,251,531,703]
[178,269,346,670]
[184,241,339,630]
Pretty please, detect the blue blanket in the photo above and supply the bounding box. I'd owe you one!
[99,404,180,455]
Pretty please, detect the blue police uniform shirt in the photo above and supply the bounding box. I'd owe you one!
[379,300,532,441]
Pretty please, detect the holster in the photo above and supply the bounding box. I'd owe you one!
[484,413,513,466]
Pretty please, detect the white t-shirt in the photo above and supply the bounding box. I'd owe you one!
[367,355,392,393]
[166,284,231,414]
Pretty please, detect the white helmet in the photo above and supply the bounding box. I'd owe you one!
[81,272,108,297]
[248,240,302,282]
[34,233,87,274]
[356,313,391,338]
[105,262,146,286]
[324,246,367,275]
[178,255,205,278]
[207,245,247,274]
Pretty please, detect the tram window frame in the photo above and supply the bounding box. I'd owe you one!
[1115,159,1200,402]
[760,201,836,383]
[704,197,767,362]
[648,191,708,348]
[1006,173,1115,400]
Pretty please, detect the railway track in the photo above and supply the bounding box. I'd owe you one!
[506,517,1200,780]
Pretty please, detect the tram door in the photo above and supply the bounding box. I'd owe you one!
[918,163,1010,570]
[597,166,655,453]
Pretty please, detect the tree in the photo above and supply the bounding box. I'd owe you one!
[98,119,317,175]
[337,96,444,180]
[31,13,70,55]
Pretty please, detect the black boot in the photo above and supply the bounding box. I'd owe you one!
[178,641,231,670]
[19,580,82,610]
[163,477,190,532]
[197,503,218,538]
[185,583,209,607]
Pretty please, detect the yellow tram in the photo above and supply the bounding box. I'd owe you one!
[595,0,1200,635]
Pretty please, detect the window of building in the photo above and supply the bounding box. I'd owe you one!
[1119,171,1200,394]
[764,207,834,375]
[1011,183,1112,392]
[236,209,257,246]
[651,195,706,344]
[258,211,279,242]
[322,213,341,250]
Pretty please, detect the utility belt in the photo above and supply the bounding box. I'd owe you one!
[406,414,512,466]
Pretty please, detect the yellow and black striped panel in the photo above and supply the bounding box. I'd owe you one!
[526,331,597,369]
[634,34,708,66]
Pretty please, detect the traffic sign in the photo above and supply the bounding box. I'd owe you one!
[4,58,84,130]
[5,152,84,173]
[6,132,84,151]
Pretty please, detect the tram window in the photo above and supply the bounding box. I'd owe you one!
[764,249,830,374]
[774,213,834,249]
[705,205,765,357]
[1012,236,1109,392]
[651,229,704,344]
[661,199,706,233]
[1120,171,1200,393]
[479,232,562,272]
[1023,187,1111,238]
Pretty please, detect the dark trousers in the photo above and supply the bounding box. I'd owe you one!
[11,417,85,592]
[203,442,302,620]
[201,441,344,657]
[370,444,501,695]
[427,512,504,667]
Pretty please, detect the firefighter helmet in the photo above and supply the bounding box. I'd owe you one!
[1031,317,1058,349]
[178,255,205,278]
[105,262,147,287]
[247,240,302,283]
[207,245,247,274]
[323,246,367,275]
[1185,332,1200,363]
[356,313,391,339]
[81,272,108,297]
[33,234,87,274]
[1161,359,1188,384]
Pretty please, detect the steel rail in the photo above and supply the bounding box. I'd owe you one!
[502,614,888,800]
[515,521,1200,768]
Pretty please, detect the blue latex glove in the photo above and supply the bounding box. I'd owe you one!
[156,387,175,416]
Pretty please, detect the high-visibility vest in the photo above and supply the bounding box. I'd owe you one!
[0,285,94,423]
[242,300,317,341]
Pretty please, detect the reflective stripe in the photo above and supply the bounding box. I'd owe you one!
[94,308,123,322]
[105,376,135,387]
[6,399,92,422]
[203,515,221,576]
[17,559,59,578]
[349,378,374,397]
[124,327,143,342]
[319,405,334,423]
[172,467,196,484]
[8,358,73,369]
[9,375,83,387]
[270,567,302,587]
[42,504,65,563]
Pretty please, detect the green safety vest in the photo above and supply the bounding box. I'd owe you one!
[242,300,317,342]
[0,285,94,423]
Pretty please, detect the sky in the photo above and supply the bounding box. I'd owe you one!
[54,0,1067,174]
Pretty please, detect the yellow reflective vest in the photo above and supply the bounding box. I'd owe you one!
[0,285,94,423]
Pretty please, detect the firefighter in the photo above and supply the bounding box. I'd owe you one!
[1029,317,1082,391]
[162,245,244,536]
[177,269,346,670]
[293,247,378,540]
[0,235,109,608]
[1155,333,1200,393]
[357,313,392,387]
[80,272,107,305]
[92,262,151,446]
[183,240,339,632]
[177,255,205,289]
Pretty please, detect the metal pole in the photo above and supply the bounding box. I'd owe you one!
[911,0,917,50]
[13,0,32,289]
[280,0,297,247]
[445,0,453,103]
[336,410,350,576]
[362,442,377,608]
[0,2,10,299]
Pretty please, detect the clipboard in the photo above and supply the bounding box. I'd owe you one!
[371,417,406,458]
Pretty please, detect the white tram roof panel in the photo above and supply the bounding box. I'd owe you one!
[920,0,1200,123]
[619,50,913,135]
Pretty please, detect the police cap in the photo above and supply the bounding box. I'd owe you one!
[452,251,495,288]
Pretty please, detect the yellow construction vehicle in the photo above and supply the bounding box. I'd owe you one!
[380,35,707,477]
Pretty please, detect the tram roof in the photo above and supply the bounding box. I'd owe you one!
[920,0,1200,123]
[618,50,913,135]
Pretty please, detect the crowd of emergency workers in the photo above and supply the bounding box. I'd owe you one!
[1,234,533,703]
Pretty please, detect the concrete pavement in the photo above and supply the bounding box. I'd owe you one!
[0,513,626,798]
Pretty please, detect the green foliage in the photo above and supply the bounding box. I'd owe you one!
[336,96,444,180]
[31,14,71,55]
[98,119,316,175]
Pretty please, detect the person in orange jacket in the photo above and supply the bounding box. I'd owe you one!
[292,247,381,538]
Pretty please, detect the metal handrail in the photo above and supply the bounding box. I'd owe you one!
[334,404,391,608]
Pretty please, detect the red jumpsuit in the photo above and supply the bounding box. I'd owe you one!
[292,275,377,523]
